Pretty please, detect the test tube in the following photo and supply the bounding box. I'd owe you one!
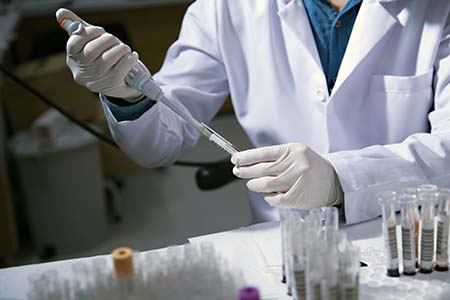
[281,208,295,296]
[307,242,324,300]
[324,248,339,300]
[324,207,339,230]
[435,188,450,271]
[402,187,420,267]
[279,208,289,284]
[378,191,400,277]
[418,184,438,273]
[400,192,418,275]
[291,220,308,300]
[339,244,360,300]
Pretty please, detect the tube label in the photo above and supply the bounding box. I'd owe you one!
[420,222,434,270]
[436,216,449,263]
[385,224,399,267]
[401,226,416,268]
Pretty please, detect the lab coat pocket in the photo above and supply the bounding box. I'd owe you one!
[368,70,434,143]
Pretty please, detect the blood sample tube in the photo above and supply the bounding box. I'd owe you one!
[418,184,438,273]
[400,192,418,275]
[402,187,420,267]
[378,191,400,277]
[435,189,450,271]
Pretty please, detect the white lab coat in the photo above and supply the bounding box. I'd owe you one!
[102,0,450,224]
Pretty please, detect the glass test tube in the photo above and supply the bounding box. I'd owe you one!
[378,191,400,277]
[435,189,450,271]
[400,193,418,275]
[418,185,437,273]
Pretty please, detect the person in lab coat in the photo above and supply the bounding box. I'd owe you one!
[57,0,450,224]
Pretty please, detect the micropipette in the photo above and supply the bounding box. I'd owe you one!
[59,18,240,156]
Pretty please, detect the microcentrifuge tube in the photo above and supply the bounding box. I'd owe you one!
[435,189,450,272]
[239,287,260,300]
[400,193,418,275]
[378,191,400,277]
[418,185,438,273]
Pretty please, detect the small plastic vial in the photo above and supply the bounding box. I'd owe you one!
[435,189,450,272]
[418,185,438,273]
[338,244,360,300]
[378,191,400,277]
[400,193,418,275]
[402,187,420,267]
[239,287,260,300]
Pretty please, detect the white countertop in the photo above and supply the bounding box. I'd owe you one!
[1,217,449,300]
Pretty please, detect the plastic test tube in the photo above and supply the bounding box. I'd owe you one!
[435,189,450,271]
[378,191,400,277]
[307,239,325,300]
[400,193,418,275]
[279,208,289,284]
[402,187,420,267]
[418,184,438,273]
[339,244,360,300]
[291,220,308,300]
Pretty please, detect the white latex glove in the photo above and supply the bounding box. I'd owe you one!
[56,8,150,102]
[231,143,342,209]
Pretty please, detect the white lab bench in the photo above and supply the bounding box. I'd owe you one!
[1,217,449,300]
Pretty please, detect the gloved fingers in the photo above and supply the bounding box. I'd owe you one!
[67,26,105,56]
[87,53,139,97]
[231,144,287,167]
[56,8,91,27]
[246,176,291,194]
[94,43,131,78]
[232,160,285,179]
[264,192,286,206]
[82,33,121,64]
[74,43,131,82]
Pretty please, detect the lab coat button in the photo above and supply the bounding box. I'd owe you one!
[316,89,326,102]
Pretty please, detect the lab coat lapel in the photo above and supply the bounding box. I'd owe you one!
[277,0,323,75]
[331,0,401,96]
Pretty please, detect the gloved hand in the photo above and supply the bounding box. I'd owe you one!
[56,8,150,102]
[231,143,342,209]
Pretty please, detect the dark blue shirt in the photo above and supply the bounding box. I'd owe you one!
[303,0,362,92]
[105,0,362,121]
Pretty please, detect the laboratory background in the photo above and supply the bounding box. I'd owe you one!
[0,0,252,268]
[0,1,449,300]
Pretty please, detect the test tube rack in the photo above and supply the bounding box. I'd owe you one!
[27,242,245,300]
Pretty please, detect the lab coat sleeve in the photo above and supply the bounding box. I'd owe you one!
[326,18,450,225]
[101,0,229,167]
